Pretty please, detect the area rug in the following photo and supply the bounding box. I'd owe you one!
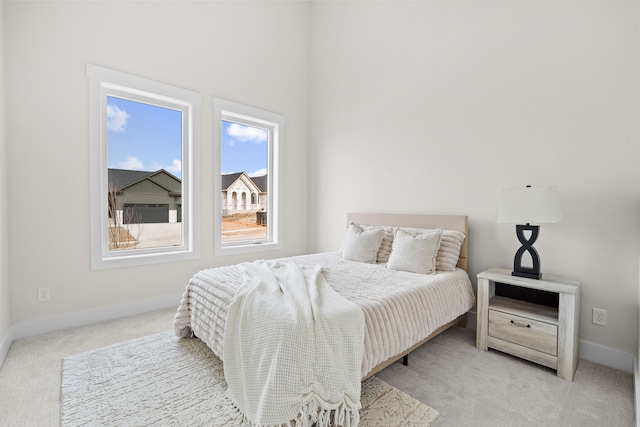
[60,331,439,426]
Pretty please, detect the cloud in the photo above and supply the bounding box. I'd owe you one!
[107,104,130,132]
[118,156,144,170]
[248,168,267,177]
[166,159,181,175]
[227,123,267,145]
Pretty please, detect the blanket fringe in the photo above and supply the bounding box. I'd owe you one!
[219,391,361,427]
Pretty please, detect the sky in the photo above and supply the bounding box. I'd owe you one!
[221,120,268,177]
[107,96,183,178]
[106,96,268,179]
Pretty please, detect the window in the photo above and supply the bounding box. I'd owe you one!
[214,98,284,255]
[87,65,201,269]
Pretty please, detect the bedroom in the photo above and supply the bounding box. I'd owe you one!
[0,0,639,425]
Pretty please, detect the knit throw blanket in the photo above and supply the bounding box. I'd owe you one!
[222,261,365,427]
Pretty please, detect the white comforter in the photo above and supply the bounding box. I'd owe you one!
[174,252,475,378]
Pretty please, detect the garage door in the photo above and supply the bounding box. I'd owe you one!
[123,204,169,224]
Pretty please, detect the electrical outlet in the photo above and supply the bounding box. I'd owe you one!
[37,287,50,302]
[592,307,607,326]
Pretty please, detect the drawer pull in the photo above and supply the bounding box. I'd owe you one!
[510,320,531,328]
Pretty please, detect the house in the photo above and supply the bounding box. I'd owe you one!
[108,168,182,224]
[1,0,639,421]
[222,172,267,216]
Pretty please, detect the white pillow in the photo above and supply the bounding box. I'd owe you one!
[397,227,465,271]
[341,223,385,263]
[387,229,441,274]
[360,224,394,263]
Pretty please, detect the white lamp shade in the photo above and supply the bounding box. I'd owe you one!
[498,185,563,224]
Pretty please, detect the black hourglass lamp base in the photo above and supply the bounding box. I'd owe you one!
[512,224,542,280]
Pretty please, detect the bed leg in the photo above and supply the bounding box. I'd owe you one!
[402,354,408,366]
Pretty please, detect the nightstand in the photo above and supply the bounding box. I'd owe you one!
[476,267,581,381]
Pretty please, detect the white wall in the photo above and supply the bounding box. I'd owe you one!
[3,0,639,371]
[0,0,12,355]
[4,2,310,325]
[309,1,640,360]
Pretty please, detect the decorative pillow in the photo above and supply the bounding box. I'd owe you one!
[437,230,466,271]
[360,224,394,263]
[398,227,465,271]
[341,223,385,263]
[386,229,441,274]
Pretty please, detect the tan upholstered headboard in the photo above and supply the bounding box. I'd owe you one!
[346,213,469,272]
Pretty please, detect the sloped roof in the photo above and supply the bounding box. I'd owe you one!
[250,175,267,192]
[222,172,267,193]
[108,169,153,191]
[221,172,244,190]
[108,168,180,193]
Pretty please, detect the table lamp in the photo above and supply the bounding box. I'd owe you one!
[498,185,563,279]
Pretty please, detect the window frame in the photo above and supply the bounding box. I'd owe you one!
[87,64,201,270]
[214,98,284,256]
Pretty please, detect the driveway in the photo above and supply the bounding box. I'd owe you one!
[132,222,267,248]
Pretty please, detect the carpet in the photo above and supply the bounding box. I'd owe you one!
[60,331,439,426]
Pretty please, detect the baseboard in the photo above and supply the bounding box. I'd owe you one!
[578,339,633,373]
[0,293,181,368]
[634,355,639,427]
[0,325,14,369]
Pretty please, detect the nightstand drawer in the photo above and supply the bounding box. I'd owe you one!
[489,309,558,356]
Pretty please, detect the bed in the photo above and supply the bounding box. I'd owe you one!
[174,213,476,380]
